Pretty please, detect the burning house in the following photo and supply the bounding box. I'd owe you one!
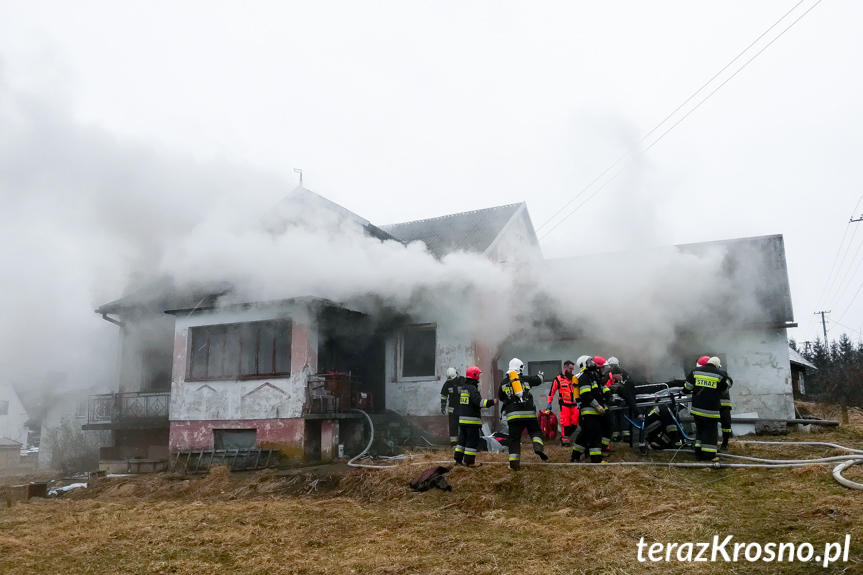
[87,186,797,467]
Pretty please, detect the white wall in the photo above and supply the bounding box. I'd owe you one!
[0,382,29,445]
[384,314,476,417]
[170,303,315,422]
[498,327,795,425]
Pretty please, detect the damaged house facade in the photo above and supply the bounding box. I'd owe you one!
[87,187,798,465]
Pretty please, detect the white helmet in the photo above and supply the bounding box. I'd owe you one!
[508,358,524,374]
[446,367,458,380]
[576,355,591,370]
[708,356,722,368]
[607,356,619,366]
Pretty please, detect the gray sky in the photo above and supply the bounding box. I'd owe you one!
[1,1,861,393]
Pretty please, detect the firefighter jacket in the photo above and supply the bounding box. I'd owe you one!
[576,368,606,416]
[440,376,464,413]
[720,375,734,409]
[684,364,731,419]
[457,379,494,426]
[499,372,542,422]
[548,372,578,407]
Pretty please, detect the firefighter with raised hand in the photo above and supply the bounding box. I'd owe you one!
[684,356,731,462]
[440,367,464,447]
[547,360,579,447]
[572,356,608,463]
[499,358,548,471]
[453,366,496,467]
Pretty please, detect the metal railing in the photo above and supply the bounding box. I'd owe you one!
[88,392,170,424]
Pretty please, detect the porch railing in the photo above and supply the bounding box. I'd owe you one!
[88,392,170,424]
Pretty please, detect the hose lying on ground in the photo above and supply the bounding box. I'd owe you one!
[347,409,401,469]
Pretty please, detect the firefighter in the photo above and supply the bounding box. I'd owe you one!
[499,358,548,470]
[569,355,591,461]
[605,359,641,444]
[453,366,497,467]
[571,356,608,463]
[684,356,731,462]
[440,367,464,447]
[720,373,734,451]
[643,404,680,449]
[546,360,579,447]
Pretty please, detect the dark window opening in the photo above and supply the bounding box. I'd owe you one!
[214,429,257,450]
[401,325,436,378]
[188,320,292,380]
[528,360,562,379]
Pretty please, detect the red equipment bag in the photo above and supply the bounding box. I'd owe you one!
[538,409,558,441]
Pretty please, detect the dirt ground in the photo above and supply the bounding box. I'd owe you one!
[1,403,862,574]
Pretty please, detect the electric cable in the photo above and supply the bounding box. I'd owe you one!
[536,0,824,241]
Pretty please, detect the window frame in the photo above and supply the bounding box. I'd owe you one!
[398,323,437,381]
[187,320,292,381]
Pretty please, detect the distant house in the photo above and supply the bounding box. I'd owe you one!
[88,187,799,462]
[0,381,29,447]
[789,346,816,397]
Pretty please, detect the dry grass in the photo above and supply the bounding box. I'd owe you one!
[2,404,863,574]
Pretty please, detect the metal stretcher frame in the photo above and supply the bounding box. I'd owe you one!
[609,383,696,451]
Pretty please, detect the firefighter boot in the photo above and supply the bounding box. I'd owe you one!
[720,432,731,451]
[509,454,520,471]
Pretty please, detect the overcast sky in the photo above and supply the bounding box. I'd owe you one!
[1,1,861,393]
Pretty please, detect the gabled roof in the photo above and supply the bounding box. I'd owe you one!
[265,186,401,243]
[0,437,22,447]
[789,346,817,370]
[381,202,529,259]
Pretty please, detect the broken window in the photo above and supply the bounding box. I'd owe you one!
[400,324,436,378]
[188,320,292,380]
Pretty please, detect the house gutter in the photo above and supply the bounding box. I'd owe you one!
[99,313,125,328]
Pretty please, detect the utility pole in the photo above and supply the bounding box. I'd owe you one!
[803,341,812,355]
[294,168,303,187]
[814,310,831,344]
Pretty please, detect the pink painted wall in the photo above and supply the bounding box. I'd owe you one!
[292,322,317,374]
[170,419,306,456]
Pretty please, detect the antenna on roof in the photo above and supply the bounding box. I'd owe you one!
[294,168,303,187]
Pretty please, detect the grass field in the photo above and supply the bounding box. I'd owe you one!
[1,403,862,574]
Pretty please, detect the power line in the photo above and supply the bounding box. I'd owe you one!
[536,0,823,241]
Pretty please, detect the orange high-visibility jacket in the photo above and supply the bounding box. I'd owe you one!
[548,373,579,407]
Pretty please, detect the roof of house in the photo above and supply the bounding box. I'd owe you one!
[265,187,401,243]
[789,346,817,370]
[381,202,529,259]
[0,437,22,447]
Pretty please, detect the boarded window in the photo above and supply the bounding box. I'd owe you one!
[213,429,257,450]
[401,325,436,378]
[188,320,292,380]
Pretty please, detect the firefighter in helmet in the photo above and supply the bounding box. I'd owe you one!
[684,356,732,462]
[498,358,548,470]
[572,356,608,463]
[453,366,497,467]
[440,367,464,447]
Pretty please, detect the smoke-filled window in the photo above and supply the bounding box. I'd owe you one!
[188,320,292,380]
[400,324,436,378]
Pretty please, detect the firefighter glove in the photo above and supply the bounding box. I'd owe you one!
[546,402,552,410]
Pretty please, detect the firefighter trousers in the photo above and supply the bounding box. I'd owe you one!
[506,417,546,470]
[576,414,604,463]
[447,410,459,446]
[693,415,719,460]
[454,424,482,465]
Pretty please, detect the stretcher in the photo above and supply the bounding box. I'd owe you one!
[608,383,695,454]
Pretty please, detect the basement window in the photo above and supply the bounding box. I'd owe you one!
[213,429,257,450]
[188,320,292,381]
[400,324,436,379]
